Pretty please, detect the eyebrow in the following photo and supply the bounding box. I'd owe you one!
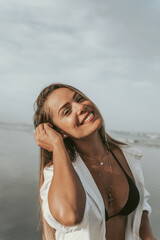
[58,92,77,116]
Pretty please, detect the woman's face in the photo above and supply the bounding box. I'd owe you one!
[46,87,103,140]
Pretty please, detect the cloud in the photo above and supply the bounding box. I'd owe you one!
[0,0,160,132]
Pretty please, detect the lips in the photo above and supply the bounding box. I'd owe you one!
[81,111,94,125]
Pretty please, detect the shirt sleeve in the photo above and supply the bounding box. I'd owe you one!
[128,146,152,216]
[40,165,91,234]
[122,146,152,216]
[134,148,152,216]
[143,187,152,216]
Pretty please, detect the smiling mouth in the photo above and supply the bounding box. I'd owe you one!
[81,112,94,125]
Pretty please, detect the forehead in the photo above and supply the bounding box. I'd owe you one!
[47,87,75,114]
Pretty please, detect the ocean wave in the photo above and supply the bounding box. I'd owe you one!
[110,130,160,148]
[0,122,160,147]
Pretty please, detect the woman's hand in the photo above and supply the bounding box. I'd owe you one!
[34,123,64,152]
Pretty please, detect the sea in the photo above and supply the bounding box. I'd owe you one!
[0,122,159,239]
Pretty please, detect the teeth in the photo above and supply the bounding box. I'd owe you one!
[84,112,93,123]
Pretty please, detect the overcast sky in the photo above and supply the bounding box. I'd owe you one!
[0,0,160,133]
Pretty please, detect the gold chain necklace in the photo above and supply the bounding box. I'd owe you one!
[80,149,114,206]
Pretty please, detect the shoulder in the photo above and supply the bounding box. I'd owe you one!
[119,144,143,159]
[109,143,143,159]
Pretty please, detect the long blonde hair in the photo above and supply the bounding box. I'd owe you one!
[33,83,126,239]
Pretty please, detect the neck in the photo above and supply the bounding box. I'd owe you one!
[73,131,108,161]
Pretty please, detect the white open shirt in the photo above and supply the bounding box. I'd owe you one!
[40,146,152,240]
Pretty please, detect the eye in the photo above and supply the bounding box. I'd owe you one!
[77,96,84,102]
[64,107,70,115]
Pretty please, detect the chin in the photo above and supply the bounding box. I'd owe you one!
[80,119,103,139]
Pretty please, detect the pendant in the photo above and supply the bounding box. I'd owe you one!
[108,194,114,205]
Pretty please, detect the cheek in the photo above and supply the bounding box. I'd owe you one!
[60,116,76,130]
[67,116,75,124]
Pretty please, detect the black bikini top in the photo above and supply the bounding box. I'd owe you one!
[105,149,140,221]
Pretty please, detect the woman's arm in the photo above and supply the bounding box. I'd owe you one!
[48,138,86,226]
[139,211,157,240]
[34,123,86,226]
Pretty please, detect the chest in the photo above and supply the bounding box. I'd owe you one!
[88,150,136,216]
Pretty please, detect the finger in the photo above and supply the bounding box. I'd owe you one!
[39,123,45,131]
[34,132,37,140]
[44,123,54,131]
[34,135,42,146]
[46,122,53,128]
[44,124,56,134]
[35,127,40,137]
[38,124,47,135]
[35,124,43,134]
[34,133,39,142]
[44,123,53,130]
[43,124,51,134]
[35,125,46,140]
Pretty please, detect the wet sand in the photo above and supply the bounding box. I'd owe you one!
[0,127,159,239]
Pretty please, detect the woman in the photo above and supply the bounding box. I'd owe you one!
[33,83,156,240]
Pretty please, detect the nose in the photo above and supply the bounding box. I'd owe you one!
[72,102,87,115]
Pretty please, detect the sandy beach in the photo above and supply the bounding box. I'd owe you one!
[0,124,159,239]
